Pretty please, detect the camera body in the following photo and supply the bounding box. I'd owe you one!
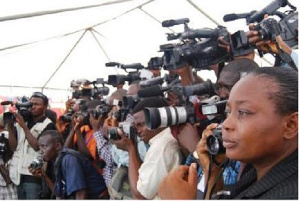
[253,18,282,41]
[108,123,137,141]
[206,125,225,155]
[122,95,140,110]
[59,109,74,124]
[0,133,8,158]
[29,157,44,169]
[108,72,141,86]
[111,109,129,123]
[160,21,230,70]
[91,103,112,119]
[1,101,33,124]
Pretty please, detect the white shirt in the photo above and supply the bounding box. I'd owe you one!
[137,127,182,199]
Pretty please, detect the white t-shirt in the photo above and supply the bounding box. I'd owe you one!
[137,127,182,199]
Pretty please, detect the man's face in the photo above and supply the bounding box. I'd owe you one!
[222,75,287,164]
[38,135,59,162]
[30,97,46,117]
[133,111,157,143]
[217,71,239,100]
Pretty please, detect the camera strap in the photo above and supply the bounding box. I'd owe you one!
[274,42,298,71]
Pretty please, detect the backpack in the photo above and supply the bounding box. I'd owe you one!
[108,166,133,200]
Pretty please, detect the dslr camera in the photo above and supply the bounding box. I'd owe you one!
[108,122,137,141]
[90,102,112,119]
[59,109,74,124]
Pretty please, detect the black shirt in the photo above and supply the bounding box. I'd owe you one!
[217,150,298,199]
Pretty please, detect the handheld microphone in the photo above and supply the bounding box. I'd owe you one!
[223,11,256,22]
[105,62,120,67]
[248,0,288,23]
[140,77,164,88]
[162,18,190,27]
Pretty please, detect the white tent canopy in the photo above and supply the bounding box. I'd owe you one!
[0,0,296,100]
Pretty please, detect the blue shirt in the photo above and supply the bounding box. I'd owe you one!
[56,149,106,199]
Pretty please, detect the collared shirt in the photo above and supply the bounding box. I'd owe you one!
[111,137,148,167]
[137,127,183,199]
[217,150,298,199]
[93,128,116,187]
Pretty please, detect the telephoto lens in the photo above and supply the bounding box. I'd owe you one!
[144,105,195,130]
[206,124,225,155]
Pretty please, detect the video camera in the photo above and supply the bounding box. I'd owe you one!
[106,62,145,86]
[71,78,110,99]
[160,18,231,70]
[224,0,298,51]
[0,133,12,162]
[1,100,32,124]
[147,57,163,71]
[90,101,112,119]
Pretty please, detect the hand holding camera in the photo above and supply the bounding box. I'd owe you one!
[195,123,226,172]
[28,157,44,178]
[89,112,102,131]
[13,112,27,129]
[110,127,134,152]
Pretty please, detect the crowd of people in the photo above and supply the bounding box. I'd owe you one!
[0,8,298,200]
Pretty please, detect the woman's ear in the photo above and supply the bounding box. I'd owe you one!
[283,112,298,140]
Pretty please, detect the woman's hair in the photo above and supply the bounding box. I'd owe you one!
[249,67,298,115]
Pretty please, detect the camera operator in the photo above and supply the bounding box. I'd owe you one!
[0,114,17,199]
[31,130,107,199]
[112,97,183,199]
[110,82,147,167]
[7,92,56,199]
[158,67,298,199]
[63,99,109,185]
[106,82,150,199]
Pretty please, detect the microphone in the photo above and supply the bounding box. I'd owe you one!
[223,11,255,22]
[248,0,288,23]
[140,77,164,88]
[105,62,120,67]
[0,101,13,106]
[138,85,170,98]
[121,63,144,70]
[181,28,218,39]
[162,18,190,27]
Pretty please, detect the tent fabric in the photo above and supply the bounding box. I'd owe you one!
[0,0,293,98]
